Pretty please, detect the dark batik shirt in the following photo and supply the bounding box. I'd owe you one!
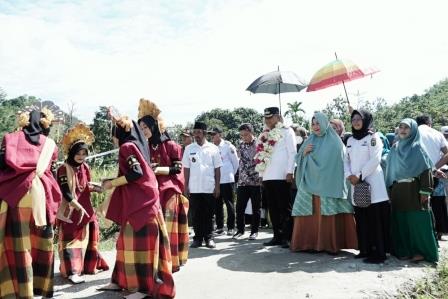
[237,138,261,186]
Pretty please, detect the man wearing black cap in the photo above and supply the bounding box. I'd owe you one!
[182,121,223,248]
[258,107,297,247]
[180,128,193,152]
[210,127,239,236]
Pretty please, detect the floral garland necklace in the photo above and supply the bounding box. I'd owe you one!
[254,122,284,173]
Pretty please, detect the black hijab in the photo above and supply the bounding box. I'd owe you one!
[23,110,43,145]
[113,120,151,164]
[138,115,170,146]
[67,142,89,167]
[351,109,373,140]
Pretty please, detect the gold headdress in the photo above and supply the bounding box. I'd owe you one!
[108,106,133,132]
[137,98,166,133]
[40,107,55,129]
[62,123,95,155]
[17,106,56,129]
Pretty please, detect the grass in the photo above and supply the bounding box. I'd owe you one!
[398,249,448,299]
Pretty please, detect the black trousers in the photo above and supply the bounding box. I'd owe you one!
[215,183,235,230]
[431,196,448,234]
[354,201,391,259]
[263,180,293,241]
[190,193,215,242]
[236,185,261,234]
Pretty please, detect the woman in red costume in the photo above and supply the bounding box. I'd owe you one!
[99,114,175,299]
[0,108,63,299]
[56,123,109,284]
[138,98,189,272]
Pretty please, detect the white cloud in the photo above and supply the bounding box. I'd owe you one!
[0,0,447,128]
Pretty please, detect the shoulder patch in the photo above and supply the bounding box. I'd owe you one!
[371,138,376,146]
[126,155,140,167]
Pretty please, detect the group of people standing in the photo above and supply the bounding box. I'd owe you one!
[1,98,447,299]
[183,105,448,268]
[0,99,190,299]
[261,107,447,265]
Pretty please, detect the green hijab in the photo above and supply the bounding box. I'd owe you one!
[295,112,347,199]
[385,118,433,187]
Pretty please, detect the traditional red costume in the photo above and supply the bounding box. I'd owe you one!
[0,110,61,298]
[56,123,109,282]
[138,98,189,272]
[103,117,175,299]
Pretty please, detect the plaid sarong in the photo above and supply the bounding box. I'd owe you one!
[111,210,176,298]
[163,193,189,272]
[0,194,54,299]
[58,220,109,277]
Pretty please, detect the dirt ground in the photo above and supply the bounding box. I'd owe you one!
[49,229,446,299]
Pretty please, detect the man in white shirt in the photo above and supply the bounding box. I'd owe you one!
[182,121,223,249]
[210,127,239,236]
[258,107,297,248]
[416,115,448,169]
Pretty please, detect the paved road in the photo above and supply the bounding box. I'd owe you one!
[50,230,445,299]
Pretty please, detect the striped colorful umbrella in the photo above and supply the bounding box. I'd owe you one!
[306,55,379,104]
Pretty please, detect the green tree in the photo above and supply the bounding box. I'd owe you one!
[0,87,6,102]
[283,100,306,125]
[0,95,34,139]
[195,107,264,145]
[90,106,115,163]
[322,96,351,131]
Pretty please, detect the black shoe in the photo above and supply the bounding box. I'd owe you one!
[263,238,282,246]
[190,240,203,248]
[280,240,291,249]
[214,229,225,236]
[205,239,216,249]
[355,252,369,259]
[363,257,386,264]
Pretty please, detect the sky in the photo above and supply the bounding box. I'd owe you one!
[1,0,447,127]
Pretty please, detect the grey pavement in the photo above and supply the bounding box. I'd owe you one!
[50,229,446,299]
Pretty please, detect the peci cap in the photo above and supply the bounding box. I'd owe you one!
[193,121,207,131]
[180,128,192,137]
[264,107,280,118]
[209,127,223,135]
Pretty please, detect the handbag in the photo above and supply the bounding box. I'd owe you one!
[353,181,371,208]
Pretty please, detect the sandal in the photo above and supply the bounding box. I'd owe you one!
[97,283,121,291]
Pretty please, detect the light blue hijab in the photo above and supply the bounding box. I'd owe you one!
[385,118,433,187]
[295,112,347,199]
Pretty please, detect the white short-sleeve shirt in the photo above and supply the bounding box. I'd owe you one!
[418,125,448,165]
[182,141,223,193]
[217,139,239,184]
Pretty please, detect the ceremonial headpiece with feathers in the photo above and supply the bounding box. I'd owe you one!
[17,106,55,129]
[138,98,166,133]
[62,123,95,156]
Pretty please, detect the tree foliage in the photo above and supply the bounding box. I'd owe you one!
[195,107,264,145]
[0,95,34,139]
[284,101,306,125]
[91,106,115,154]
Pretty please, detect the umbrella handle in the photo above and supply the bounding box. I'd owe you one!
[342,80,350,106]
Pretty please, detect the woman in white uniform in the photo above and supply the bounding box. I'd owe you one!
[344,109,390,264]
